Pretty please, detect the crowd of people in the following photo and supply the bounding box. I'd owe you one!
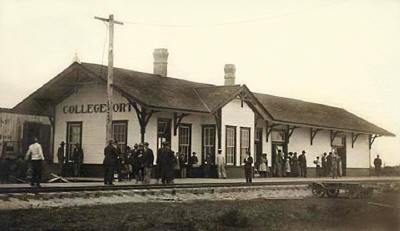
[256,150,309,178]
[0,137,387,186]
[256,150,350,179]
[102,140,208,185]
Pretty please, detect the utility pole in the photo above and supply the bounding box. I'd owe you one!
[94,14,123,144]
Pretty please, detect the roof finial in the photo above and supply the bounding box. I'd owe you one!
[72,51,81,64]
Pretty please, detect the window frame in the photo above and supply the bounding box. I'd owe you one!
[112,120,128,153]
[225,125,237,166]
[240,127,251,165]
[202,124,216,164]
[178,123,192,163]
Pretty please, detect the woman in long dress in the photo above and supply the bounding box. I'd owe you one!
[259,154,268,177]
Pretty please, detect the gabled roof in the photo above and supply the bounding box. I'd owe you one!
[254,93,394,136]
[12,62,394,136]
[194,85,243,112]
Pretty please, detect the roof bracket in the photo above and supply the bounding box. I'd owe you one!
[369,134,380,150]
[330,130,339,146]
[310,128,322,145]
[286,125,299,144]
[173,112,190,136]
[351,133,361,148]
[128,98,157,142]
[265,120,279,142]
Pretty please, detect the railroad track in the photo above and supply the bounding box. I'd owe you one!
[1,178,398,194]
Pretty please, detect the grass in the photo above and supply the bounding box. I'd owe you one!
[0,192,399,231]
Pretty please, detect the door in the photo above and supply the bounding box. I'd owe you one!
[157,118,171,150]
[22,122,51,161]
[333,136,347,176]
[66,122,82,162]
[254,128,263,166]
[271,142,287,177]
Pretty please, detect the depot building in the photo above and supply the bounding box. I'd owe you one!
[12,49,394,177]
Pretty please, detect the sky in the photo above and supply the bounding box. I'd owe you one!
[0,0,399,166]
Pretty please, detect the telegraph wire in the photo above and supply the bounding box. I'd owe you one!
[120,0,348,28]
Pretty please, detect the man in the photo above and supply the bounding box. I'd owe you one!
[216,149,227,179]
[72,143,84,177]
[128,144,138,180]
[274,150,283,177]
[134,143,145,183]
[103,140,119,185]
[244,151,253,183]
[374,155,382,177]
[327,152,333,177]
[299,150,307,177]
[157,142,175,184]
[57,141,65,176]
[321,153,327,177]
[25,137,45,187]
[314,156,321,177]
[179,152,186,178]
[291,152,299,177]
[203,152,212,178]
[188,152,198,178]
[143,142,154,184]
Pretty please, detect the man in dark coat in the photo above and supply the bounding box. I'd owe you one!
[327,152,333,177]
[134,143,145,183]
[157,142,175,184]
[299,150,307,177]
[103,140,119,185]
[374,155,382,176]
[72,144,84,177]
[244,151,253,183]
[143,142,154,184]
[321,152,327,177]
[188,152,198,178]
[57,142,65,176]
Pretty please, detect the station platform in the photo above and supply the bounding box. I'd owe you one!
[1,176,399,191]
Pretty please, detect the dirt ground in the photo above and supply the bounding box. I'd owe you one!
[0,192,399,231]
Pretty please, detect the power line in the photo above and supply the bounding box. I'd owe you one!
[121,0,348,28]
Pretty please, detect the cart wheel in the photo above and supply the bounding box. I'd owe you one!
[326,189,339,198]
[312,185,326,198]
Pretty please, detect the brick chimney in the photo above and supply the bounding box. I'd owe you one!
[153,48,169,77]
[224,64,236,85]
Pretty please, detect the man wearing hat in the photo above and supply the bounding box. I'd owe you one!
[216,149,227,179]
[103,140,119,185]
[143,142,154,184]
[157,141,175,184]
[244,151,253,183]
[57,141,66,176]
[298,150,307,177]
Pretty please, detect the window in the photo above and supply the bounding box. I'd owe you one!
[179,124,192,163]
[225,126,236,165]
[112,120,128,153]
[240,127,251,165]
[202,125,216,164]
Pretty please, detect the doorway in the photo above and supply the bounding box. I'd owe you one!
[271,142,287,177]
[254,128,263,168]
[157,118,171,150]
[332,136,347,176]
[66,122,82,162]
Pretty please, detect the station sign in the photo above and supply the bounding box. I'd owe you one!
[62,103,133,114]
